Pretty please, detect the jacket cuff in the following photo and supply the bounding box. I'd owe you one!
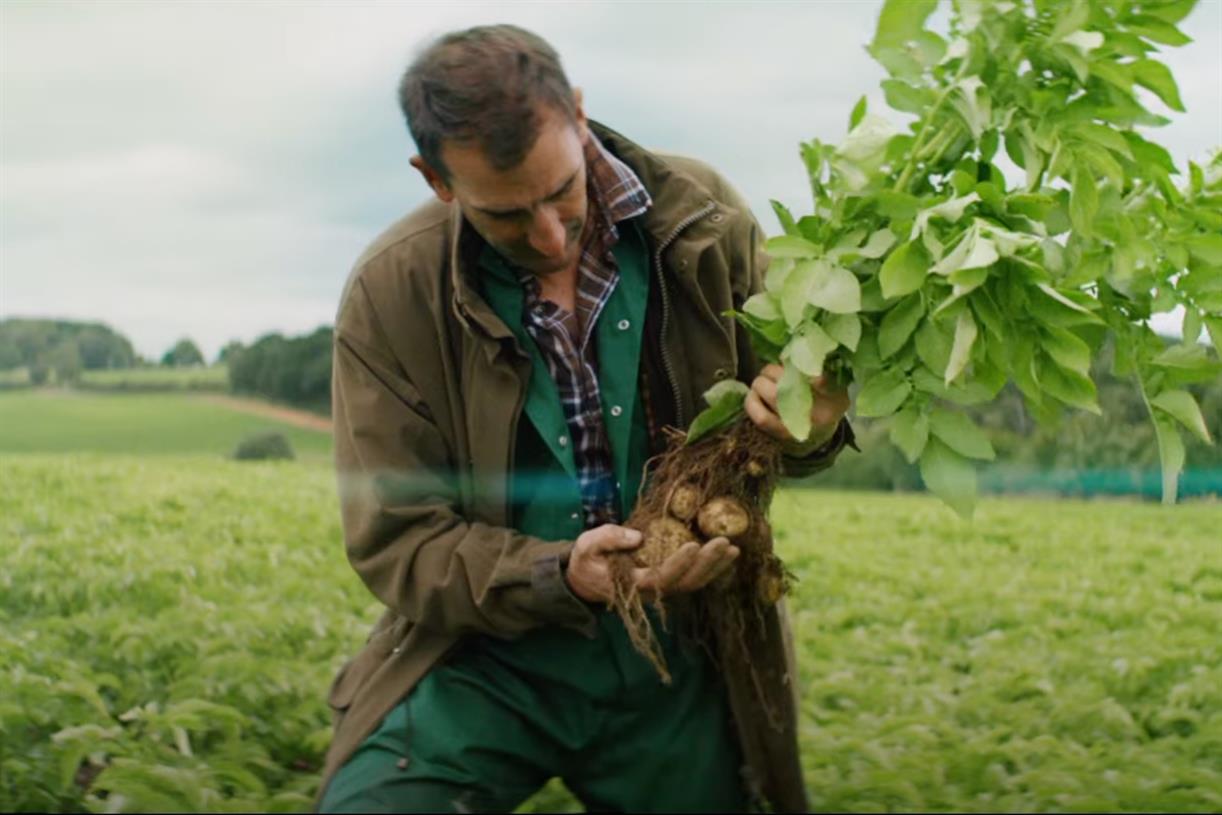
[778,418,857,480]
[530,542,599,638]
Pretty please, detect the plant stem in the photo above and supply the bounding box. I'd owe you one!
[894,86,955,193]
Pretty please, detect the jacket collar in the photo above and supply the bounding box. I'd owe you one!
[448,120,738,341]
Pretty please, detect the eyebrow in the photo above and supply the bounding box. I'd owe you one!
[473,170,580,217]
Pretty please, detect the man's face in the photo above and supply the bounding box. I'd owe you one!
[417,102,590,278]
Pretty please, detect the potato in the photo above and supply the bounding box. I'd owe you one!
[636,517,693,568]
[667,484,701,521]
[757,571,785,605]
[696,497,750,539]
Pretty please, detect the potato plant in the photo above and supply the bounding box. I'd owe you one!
[696,0,1220,517]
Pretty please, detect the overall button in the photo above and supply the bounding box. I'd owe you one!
[610,405,623,417]
[713,367,730,380]
[617,319,630,331]
[570,512,580,521]
[558,435,569,447]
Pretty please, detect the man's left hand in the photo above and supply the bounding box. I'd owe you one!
[744,363,850,454]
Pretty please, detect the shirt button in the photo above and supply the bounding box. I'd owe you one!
[617,319,630,331]
[711,212,723,223]
[610,405,623,417]
[558,435,568,447]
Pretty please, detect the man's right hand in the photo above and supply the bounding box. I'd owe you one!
[565,524,740,604]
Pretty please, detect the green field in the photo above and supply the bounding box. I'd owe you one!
[2,446,1219,812]
[0,391,331,460]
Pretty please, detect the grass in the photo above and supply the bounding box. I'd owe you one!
[1,445,1219,811]
[0,390,331,460]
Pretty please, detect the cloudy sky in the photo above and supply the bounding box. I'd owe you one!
[2,1,1219,361]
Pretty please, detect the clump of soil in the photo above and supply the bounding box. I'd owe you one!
[609,418,792,683]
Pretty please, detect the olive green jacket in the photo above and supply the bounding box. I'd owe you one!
[322,121,851,812]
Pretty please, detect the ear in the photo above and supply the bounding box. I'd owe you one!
[572,87,589,143]
[410,155,454,203]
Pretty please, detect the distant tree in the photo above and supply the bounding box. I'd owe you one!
[0,318,136,371]
[47,343,83,384]
[217,340,245,365]
[227,326,332,414]
[161,338,205,367]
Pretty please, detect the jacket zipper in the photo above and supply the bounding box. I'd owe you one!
[653,200,717,428]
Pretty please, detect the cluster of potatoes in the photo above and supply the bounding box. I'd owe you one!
[636,485,752,570]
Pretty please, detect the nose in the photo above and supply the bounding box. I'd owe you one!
[526,207,567,259]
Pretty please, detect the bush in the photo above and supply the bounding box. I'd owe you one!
[231,432,295,461]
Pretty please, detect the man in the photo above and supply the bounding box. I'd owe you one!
[319,24,853,813]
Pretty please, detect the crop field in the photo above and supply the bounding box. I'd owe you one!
[77,366,229,392]
[0,391,331,460]
[2,448,1219,812]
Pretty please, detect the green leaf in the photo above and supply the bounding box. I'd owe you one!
[784,324,839,378]
[770,200,798,236]
[945,310,977,385]
[852,229,898,260]
[743,292,782,322]
[766,235,821,259]
[1125,14,1192,46]
[765,257,794,293]
[879,293,925,358]
[1206,316,1222,357]
[950,77,991,139]
[850,95,868,130]
[702,378,750,406]
[1070,165,1098,237]
[879,240,932,299]
[1183,308,1202,343]
[1186,234,1222,265]
[1132,59,1186,111]
[1050,0,1090,42]
[782,260,818,327]
[1152,342,1211,370]
[932,229,999,277]
[929,407,995,460]
[919,437,977,519]
[823,313,862,351]
[685,381,749,445]
[1143,0,1199,24]
[1153,416,1185,505]
[915,318,952,375]
[882,79,933,113]
[732,311,788,360]
[1151,389,1212,443]
[807,261,862,314]
[776,362,813,441]
[856,367,912,418]
[871,0,938,51]
[890,405,929,463]
[1041,326,1092,377]
[1038,355,1101,414]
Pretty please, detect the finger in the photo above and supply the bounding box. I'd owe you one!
[585,525,643,553]
[744,390,792,442]
[636,541,700,593]
[760,363,784,383]
[675,539,739,592]
[752,373,779,412]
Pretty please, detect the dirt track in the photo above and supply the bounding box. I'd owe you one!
[196,394,332,433]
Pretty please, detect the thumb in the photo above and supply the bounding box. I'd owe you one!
[588,525,643,552]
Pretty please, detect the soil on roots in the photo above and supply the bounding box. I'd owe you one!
[608,418,792,684]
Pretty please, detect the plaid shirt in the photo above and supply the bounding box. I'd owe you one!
[516,134,652,529]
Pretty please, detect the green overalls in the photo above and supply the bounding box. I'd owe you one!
[321,221,745,813]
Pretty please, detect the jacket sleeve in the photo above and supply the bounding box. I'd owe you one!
[332,281,598,641]
[727,191,856,480]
